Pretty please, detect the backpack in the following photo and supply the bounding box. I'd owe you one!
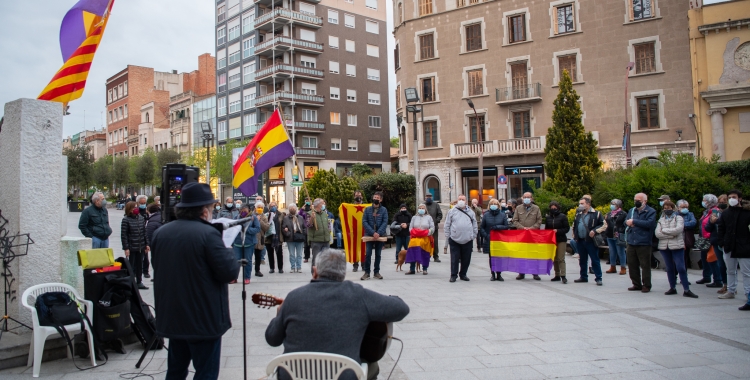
[35,292,99,367]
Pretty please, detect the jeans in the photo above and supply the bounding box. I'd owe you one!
[261,246,267,262]
[336,232,343,248]
[714,244,727,284]
[606,238,626,267]
[287,242,303,270]
[91,236,109,249]
[661,248,689,291]
[449,239,473,278]
[553,242,567,277]
[700,248,722,283]
[233,246,253,280]
[266,243,284,271]
[627,245,652,288]
[569,239,578,254]
[395,236,410,260]
[577,240,602,281]
[127,250,144,284]
[166,338,222,380]
[310,242,329,273]
[725,253,750,296]
[364,241,384,275]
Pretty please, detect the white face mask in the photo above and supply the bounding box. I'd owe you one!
[457,200,466,209]
[728,198,739,207]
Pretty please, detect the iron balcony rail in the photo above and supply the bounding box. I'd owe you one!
[495,83,542,102]
[255,64,324,79]
[295,147,325,156]
[294,121,325,130]
[450,136,545,158]
[254,36,324,53]
[254,8,323,27]
[255,91,325,106]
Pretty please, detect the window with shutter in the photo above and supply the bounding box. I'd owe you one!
[634,42,656,74]
[509,14,526,43]
[467,70,483,96]
[421,77,435,102]
[469,115,485,142]
[511,62,528,98]
[556,5,575,34]
[558,55,577,82]
[423,121,438,147]
[637,96,659,129]
[419,34,434,60]
[513,111,531,138]
[465,24,482,51]
[419,0,432,16]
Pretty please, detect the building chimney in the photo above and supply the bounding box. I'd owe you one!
[172,70,177,74]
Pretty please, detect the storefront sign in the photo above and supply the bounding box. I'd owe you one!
[504,165,544,175]
[270,179,285,186]
[291,181,303,187]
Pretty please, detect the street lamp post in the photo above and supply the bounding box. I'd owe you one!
[623,62,635,168]
[466,99,483,207]
[201,122,214,184]
[404,87,422,209]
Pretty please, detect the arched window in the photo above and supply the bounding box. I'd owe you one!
[424,175,441,202]
[636,156,662,166]
[145,112,150,123]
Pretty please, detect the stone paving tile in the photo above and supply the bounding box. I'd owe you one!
[593,371,670,380]
[531,360,610,377]
[406,369,479,380]
[474,353,545,367]
[652,366,740,379]
[469,366,546,380]
[710,362,750,378]
[413,356,485,371]
[697,349,750,364]
[587,346,647,360]
[530,348,599,364]
[645,353,720,369]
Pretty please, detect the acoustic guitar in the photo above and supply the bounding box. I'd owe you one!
[252,293,393,362]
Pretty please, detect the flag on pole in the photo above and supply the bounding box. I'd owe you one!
[339,203,371,263]
[489,230,556,275]
[38,0,115,104]
[232,109,295,196]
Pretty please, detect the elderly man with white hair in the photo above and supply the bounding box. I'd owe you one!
[625,192,657,293]
[78,192,113,248]
[306,198,331,274]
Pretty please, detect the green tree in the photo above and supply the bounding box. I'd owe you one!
[351,163,374,179]
[113,155,130,193]
[544,69,601,200]
[155,148,183,180]
[390,136,399,148]
[298,169,360,214]
[185,147,210,179]
[214,139,248,184]
[359,172,417,217]
[92,155,113,192]
[135,148,157,188]
[64,145,93,197]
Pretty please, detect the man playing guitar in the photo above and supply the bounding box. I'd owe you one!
[263,249,410,380]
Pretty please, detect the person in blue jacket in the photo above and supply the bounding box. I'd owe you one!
[361,192,388,280]
[625,193,657,293]
[233,205,261,284]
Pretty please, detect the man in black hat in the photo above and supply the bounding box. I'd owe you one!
[151,182,240,380]
[424,192,443,262]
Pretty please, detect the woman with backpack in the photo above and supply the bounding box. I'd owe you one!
[282,204,307,273]
[121,201,149,290]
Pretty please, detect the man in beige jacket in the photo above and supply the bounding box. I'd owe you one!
[512,192,543,280]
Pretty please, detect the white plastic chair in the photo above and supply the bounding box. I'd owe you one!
[21,283,96,378]
[266,352,368,380]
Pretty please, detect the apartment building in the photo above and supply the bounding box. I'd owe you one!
[393,0,696,204]
[64,129,107,160]
[215,0,391,204]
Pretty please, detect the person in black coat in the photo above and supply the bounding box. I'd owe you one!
[392,204,413,263]
[546,201,571,283]
[573,198,605,286]
[716,190,750,310]
[144,203,163,281]
[480,199,509,281]
[121,201,149,289]
[151,183,239,379]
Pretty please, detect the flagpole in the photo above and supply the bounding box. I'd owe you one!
[274,101,303,205]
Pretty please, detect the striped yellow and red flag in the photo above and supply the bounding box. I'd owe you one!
[339,203,371,263]
[489,229,556,275]
[38,0,115,105]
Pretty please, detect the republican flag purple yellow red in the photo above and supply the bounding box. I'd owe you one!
[405,229,433,268]
[232,109,295,196]
[490,229,556,275]
[339,203,371,263]
[38,0,114,104]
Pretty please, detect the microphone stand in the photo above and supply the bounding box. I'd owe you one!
[241,254,248,380]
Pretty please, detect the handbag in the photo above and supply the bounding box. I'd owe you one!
[695,217,711,250]
[593,233,606,247]
[94,300,132,342]
[615,231,627,247]
[706,246,717,262]
[683,228,696,250]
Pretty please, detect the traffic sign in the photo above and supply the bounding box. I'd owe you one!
[291,181,304,187]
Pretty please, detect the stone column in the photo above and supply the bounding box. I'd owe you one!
[707,108,727,162]
[0,99,68,328]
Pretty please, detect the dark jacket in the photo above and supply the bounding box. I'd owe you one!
[363,205,388,237]
[282,213,307,242]
[573,209,605,243]
[265,278,409,380]
[234,215,261,247]
[145,211,163,245]
[392,211,413,238]
[545,211,570,244]
[605,209,627,239]
[625,205,656,246]
[78,205,112,240]
[151,218,240,340]
[219,205,239,219]
[425,201,442,226]
[265,211,286,246]
[480,209,509,253]
[717,200,750,259]
[121,214,148,252]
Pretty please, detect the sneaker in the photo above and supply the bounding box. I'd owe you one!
[718,286,728,294]
[353,266,358,272]
[574,278,588,283]
[460,276,470,281]
[449,276,457,283]
[423,271,428,275]
[706,282,723,288]
[137,282,149,290]
[244,279,250,284]
[719,292,735,299]
[229,280,237,284]
[143,273,151,278]
[361,273,370,280]
[394,261,398,264]
[374,273,383,280]
[533,275,541,281]
[261,260,266,265]
[561,276,568,284]
[516,274,525,280]
[683,290,698,298]
[739,304,750,311]
[304,259,309,263]
[596,280,602,286]
[665,288,677,295]
[550,276,561,282]
[589,267,594,274]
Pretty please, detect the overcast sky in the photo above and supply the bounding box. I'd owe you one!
[0,0,398,139]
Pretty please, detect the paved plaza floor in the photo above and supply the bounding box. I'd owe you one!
[1,209,749,379]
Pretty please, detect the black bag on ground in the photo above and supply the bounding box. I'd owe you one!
[115,257,164,350]
[94,297,132,342]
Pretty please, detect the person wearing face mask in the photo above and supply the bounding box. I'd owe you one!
[256,196,269,265]
[252,202,270,277]
[709,194,730,288]
[150,182,240,379]
[657,195,671,208]
[498,199,513,220]
[481,198,509,281]
[135,195,151,278]
[406,203,435,275]
[605,199,628,275]
[144,203,162,281]
[265,201,286,274]
[625,193,657,293]
[573,198,605,286]
[282,204,307,273]
[307,198,331,274]
[232,205,261,284]
[121,201,150,289]
[697,194,723,288]
[511,192,543,280]
[351,191,365,271]
[471,199,484,253]
[445,195,478,282]
[219,197,239,219]
[655,201,698,298]
[676,199,697,269]
[362,192,388,280]
[302,197,313,263]
[424,193,443,263]
[78,192,112,249]
[716,190,750,310]
[546,201,570,283]
[392,204,413,264]
[213,202,222,219]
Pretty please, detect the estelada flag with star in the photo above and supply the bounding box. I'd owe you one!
[339,203,372,263]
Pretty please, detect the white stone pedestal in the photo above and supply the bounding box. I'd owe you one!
[0,99,66,329]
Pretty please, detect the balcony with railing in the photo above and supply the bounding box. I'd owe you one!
[255,91,325,107]
[255,36,324,55]
[293,121,325,133]
[495,83,542,105]
[127,135,139,146]
[450,136,546,158]
[256,0,319,5]
[254,8,323,30]
[255,64,324,82]
[295,147,326,157]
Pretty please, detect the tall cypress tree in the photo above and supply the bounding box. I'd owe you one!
[544,69,601,199]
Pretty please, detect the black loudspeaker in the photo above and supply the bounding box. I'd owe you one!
[160,164,199,224]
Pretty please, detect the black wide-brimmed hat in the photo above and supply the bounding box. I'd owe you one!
[175,183,218,208]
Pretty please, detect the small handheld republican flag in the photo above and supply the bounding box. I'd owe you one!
[232,109,295,196]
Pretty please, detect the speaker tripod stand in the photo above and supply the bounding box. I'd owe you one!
[0,210,34,343]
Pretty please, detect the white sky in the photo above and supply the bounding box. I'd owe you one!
[0,0,399,139]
